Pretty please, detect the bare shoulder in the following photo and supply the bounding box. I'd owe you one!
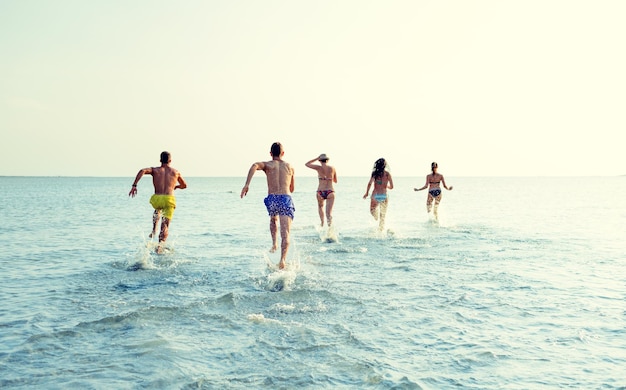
[253,161,267,170]
[278,160,293,171]
[166,166,180,175]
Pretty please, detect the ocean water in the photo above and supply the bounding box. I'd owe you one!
[1,176,625,389]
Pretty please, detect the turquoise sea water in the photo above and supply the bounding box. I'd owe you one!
[1,176,625,389]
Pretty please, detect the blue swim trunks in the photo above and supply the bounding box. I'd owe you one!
[429,188,442,197]
[264,194,295,219]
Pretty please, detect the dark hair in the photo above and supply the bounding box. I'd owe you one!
[270,142,283,157]
[371,158,387,179]
[431,161,438,172]
[160,151,171,164]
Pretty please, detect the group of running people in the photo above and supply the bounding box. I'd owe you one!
[129,143,452,267]
[306,154,453,232]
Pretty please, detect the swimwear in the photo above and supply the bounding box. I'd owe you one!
[429,188,442,197]
[318,177,332,181]
[264,194,295,219]
[150,194,176,219]
[373,193,387,203]
[318,190,334,200]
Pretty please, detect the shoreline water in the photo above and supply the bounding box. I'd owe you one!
[1,176,624,388]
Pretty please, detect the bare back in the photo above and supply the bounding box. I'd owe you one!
[151,166,183,195]
[316,165,336,191]
[426,173,444,189]
[263,160,294,195]
[371,172,393,195]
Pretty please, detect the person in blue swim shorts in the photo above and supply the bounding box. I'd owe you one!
[264,194,296,220]
[414,162,453,219]
[363,158,394,231]
[241,142,295,270]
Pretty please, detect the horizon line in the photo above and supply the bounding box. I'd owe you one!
[1,174,624,178]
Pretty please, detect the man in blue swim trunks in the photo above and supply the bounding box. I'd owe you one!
[241,142,295,269]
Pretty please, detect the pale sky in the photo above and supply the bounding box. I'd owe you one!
[1,1,624,177]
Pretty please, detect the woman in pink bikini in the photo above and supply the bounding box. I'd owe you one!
[305,154,337,227]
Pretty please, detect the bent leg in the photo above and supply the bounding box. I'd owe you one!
[426,195,434,213]
[278,215,292,269]
[269,216,278,253]
[370,198,379,220]
[155,216,170,254]
[326,193,335,226]
[150,209,162,238]
[433,194,442,218]
[379,200,388,230]
[316,194,325,226]
[159,217,170,243]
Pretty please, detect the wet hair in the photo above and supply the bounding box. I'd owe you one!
[431,161,438,172]
[371,158,387,179]
[270,142,283,157]
[160,151,171,164]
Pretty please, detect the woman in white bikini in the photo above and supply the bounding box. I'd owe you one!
[305,154,337,226]
[363,158,394,230]
[414,162,453,218]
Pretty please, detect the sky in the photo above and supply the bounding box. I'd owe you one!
[1,0,624,177]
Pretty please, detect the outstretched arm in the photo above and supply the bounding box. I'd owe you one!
[414,176,429,191]
[442,175,453,190]
[241,162,265,198]
[129,168,152,197]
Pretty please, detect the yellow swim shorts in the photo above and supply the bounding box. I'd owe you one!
[149,194,176,219]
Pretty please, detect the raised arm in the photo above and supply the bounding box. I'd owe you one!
[305,157,321,170]
[129,167,153,197]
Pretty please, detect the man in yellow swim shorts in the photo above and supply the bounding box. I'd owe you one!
[149,195,176,220]
[129,151,187,252]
